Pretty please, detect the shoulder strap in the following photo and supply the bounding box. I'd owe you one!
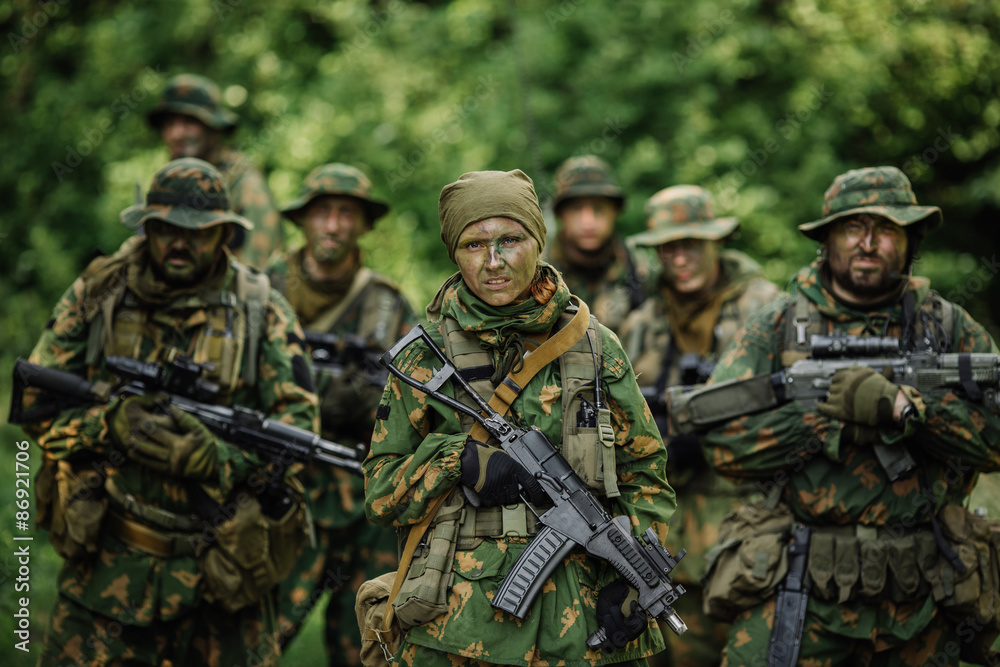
[309,266,375,334]
[234,264,271,386]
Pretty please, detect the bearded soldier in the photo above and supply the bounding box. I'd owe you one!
[698,166,1000,666]
[147,73,283,269]
[19,158,317,666]
[543,155,653,337]
[268,163,417,665]
[620,185,782,667]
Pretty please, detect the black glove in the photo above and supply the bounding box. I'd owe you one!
[595,580,648,654]
[460,438,547,507]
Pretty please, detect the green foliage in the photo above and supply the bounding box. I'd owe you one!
[1,0,998,662]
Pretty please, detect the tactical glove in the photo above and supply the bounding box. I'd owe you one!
[110,393,219,480]
[595,580,648,653]
[817,366,898,427]
[460,438,547,507]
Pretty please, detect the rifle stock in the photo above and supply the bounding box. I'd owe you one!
[380,325,687,649]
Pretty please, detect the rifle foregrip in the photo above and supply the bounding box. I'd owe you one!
[492,525,576,619]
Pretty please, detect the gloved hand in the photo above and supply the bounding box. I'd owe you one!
[817,366,899,427]
[110,393,219,480]
[595,580,648,653]
[460,438,547,507]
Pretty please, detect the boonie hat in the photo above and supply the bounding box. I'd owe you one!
[629,185,738,247]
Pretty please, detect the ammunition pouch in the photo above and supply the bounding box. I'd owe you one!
[456,501,543,551]
[702,500,793,621]
[36,459,108,560]
[199,479,309,613]
[391,489,463,628]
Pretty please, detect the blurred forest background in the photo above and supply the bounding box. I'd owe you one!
[1,0,999,664]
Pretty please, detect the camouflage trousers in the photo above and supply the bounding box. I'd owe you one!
[720,597,958,667]
[38,593,279,667]
[647,584,728,667]
[276,517,398,665]
[394,640,652,666]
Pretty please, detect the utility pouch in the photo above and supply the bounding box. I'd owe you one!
[199,480,308,613]
[392,489,463,629]
[931,503,1000,663]
[39,459,107,560]
[357,571,403,666]
[703,500,793,621]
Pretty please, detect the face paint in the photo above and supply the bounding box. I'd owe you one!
[825,214,908,305]
[302,195,367,266]
[146,219,227,285]
[455,217,539,307]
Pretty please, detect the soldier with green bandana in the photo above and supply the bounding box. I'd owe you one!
[364,168,677,666]
[148,73,283,269]
[698,166,1000,666]
[267,163,418,665]
[543,155,654,337]
[620,186,782,667]
[19,157,318,667]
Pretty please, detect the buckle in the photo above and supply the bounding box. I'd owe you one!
[500,503,528,538]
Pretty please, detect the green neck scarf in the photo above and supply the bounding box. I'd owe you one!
[427,262,572,383]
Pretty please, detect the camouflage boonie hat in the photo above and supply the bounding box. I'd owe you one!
[281,163,390,225]
[120,158,252,231]
[551,155,626,210]
[629,185,738,247]
[147,73,239,133]
[798,166,943,240]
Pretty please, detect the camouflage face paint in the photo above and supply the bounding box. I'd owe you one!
[557,195,619,253]
[146,219,227,285]
[825,214,908,304]
[657,239,722,296]
[455,217,539,307]
[160,113,219,161]
[303,195,367,265]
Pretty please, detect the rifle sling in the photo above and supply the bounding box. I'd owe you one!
[380,298,592,636]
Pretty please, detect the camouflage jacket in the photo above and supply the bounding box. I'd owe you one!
[364,267,675,665]
[703,257,1000,639]
[543,236,652,337]
[268,249,418,529]
[21,240,317,624]
[216,146,283,269]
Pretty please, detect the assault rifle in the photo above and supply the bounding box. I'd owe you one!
[381,325,687,649]
[10,355,364,475]
[304,331,389,388]
[668,334,1000,481]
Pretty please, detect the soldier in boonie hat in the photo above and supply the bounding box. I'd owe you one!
[630,185,739,247]
[281,163,390,226]
[544,155,649,336]
[147,73,239,134]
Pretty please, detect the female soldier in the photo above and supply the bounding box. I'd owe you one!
[364,169,677,666]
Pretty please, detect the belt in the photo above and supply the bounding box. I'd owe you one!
[106,511,202,558]
[105,477,203,532]
[457,502,543,550]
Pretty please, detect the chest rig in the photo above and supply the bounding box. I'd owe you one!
[85,264,271,398]
[440,304,620,499]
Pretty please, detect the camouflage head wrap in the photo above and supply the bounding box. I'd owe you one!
[438,169,546,263]
[281,163,390,226]
[798,166,943,240]
[551,155,626,211]
[120,158,252,231]
[630,185,738,247]
[147,73,239,133]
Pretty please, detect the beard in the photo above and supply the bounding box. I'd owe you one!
[828,252,906,301]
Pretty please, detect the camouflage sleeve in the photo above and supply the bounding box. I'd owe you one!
[905,303,1000,470]
[230,166,283,270]
[701,297,843,480]
[364,338,465,527]
[602,328,676,543]
[22,278,117,461]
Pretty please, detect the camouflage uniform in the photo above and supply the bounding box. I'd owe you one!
[621,186,782,667]
[700,168,1000,666]
[20,158,318,667]
[268,164,417,665]
[365,263,676,666]
[147,73,283,269]
[544,156,653,336]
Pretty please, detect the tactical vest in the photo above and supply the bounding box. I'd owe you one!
[84,262,271,397]
[440,304,620,499]
[780,287,955,366]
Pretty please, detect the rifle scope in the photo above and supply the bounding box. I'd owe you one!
[810,335,900,359]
